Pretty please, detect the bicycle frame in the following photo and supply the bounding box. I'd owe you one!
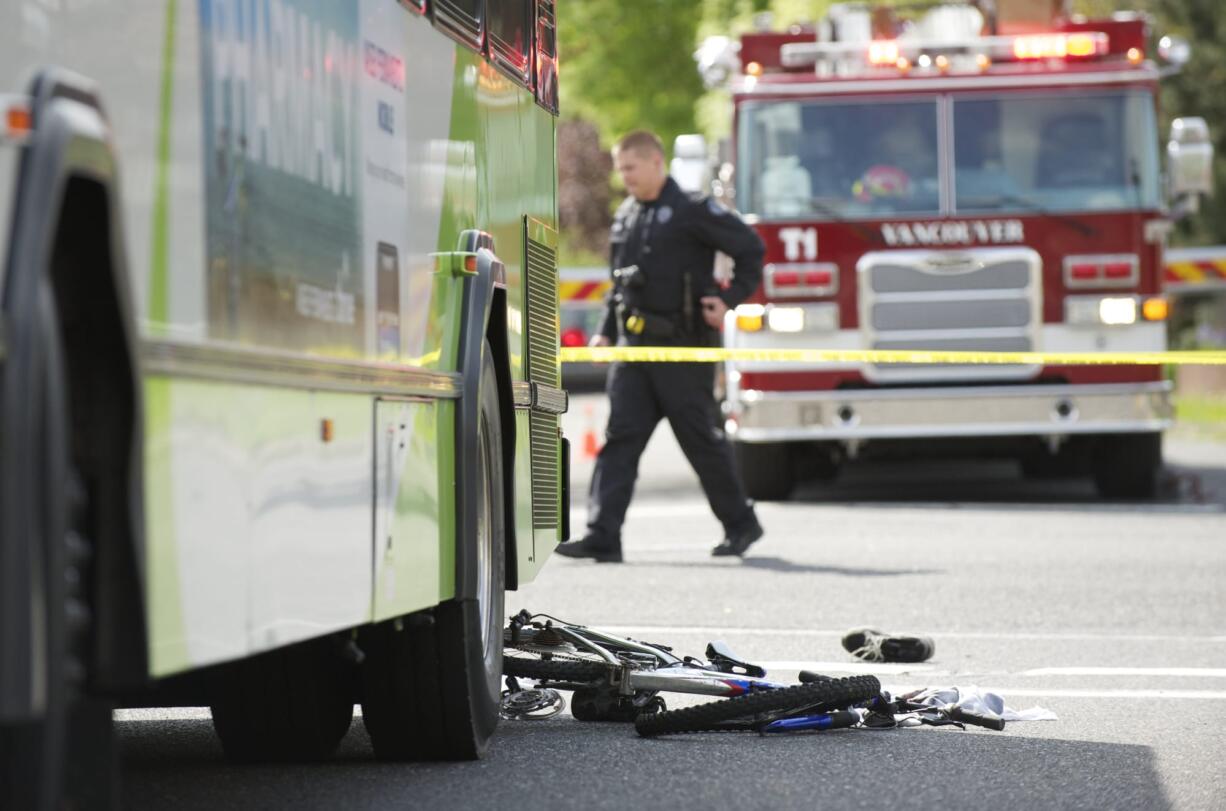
[505,612,791,700]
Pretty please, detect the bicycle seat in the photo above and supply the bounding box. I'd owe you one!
[705,641,766,678]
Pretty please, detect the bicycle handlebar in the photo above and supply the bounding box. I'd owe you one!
[946,706,1006,731]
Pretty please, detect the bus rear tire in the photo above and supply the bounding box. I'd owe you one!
[1092,432,1161,499]
[735,441,795,501]
[359,349,505,760]
[208,638,356,763]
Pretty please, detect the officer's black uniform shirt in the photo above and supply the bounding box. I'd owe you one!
[596,177,765,346]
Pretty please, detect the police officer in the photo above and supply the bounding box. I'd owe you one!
[556,130,766,563]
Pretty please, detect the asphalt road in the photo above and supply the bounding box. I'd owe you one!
[118,393,1226,810]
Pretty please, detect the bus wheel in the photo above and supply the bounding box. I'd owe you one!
[208,639,356,763]
[735,441,795,501]
[360,349,505,760]
[1092,432,1161,499]
[1,287,116,809]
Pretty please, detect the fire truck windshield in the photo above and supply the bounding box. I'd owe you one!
[739,98,941,219]
[737,89,1160,221]
[953,90,1160,214]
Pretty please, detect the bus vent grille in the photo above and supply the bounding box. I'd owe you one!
[525,236,559,388]
[525,230,559,529]
[529,410,558,530]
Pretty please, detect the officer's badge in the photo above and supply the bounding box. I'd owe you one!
[657,205,672,224]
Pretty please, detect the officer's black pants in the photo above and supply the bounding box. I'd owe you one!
[584,361,754,550]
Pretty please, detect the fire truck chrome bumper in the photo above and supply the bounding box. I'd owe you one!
[728,382,1173,442]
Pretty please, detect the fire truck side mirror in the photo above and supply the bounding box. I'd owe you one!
[1167,117,1214,208]
[1158,36,1191,68]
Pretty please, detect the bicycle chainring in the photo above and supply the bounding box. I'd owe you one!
[500,688,566,720]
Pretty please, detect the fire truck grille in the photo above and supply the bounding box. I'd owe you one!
[858,248,1042,382]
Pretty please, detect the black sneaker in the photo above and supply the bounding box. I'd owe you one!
[841,628,935,663]
[711,520,764,557]
[554,537,623,563]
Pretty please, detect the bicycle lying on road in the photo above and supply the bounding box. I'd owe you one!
[501,610,1005,736]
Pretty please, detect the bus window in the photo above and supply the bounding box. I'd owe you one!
[535,0,558,114]
[488,0,532,84]
[434,0,483,51]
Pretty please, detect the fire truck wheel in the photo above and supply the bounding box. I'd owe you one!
[735,441,795,501]
[1091,432,1161,499]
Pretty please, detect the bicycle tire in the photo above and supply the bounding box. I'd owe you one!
[634,675,881,737]
[502,656,609,683]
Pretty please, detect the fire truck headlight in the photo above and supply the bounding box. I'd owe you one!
[1098,297,1138,325]
[766,306,805,333]
[1066,295,1139,326]
[735,304,765,332]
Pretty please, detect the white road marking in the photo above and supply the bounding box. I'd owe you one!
[598,625,1226,643]
[886,686,1226,701]
[758,662,1226,680]
[115,707,367,722]
[757,660,938,675]
[1020,666,1226,678]
[115,708,212,722]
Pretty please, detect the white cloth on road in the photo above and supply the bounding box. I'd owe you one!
[904,685,1059,722]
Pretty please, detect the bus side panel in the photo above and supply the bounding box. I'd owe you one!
[0,3,209,336]
[144,377,374,677]
[372,398,442,621]
[513,411,535,578]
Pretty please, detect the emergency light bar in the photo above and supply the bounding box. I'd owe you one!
[783,30,1113,72]
[1011,32,1107,60]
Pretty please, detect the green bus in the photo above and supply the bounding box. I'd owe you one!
[0,0,566,805]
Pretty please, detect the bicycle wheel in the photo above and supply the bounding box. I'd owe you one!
[634,675,881,737]
[502,655,609,683]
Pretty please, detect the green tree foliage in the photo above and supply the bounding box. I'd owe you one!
[557,0,706,151]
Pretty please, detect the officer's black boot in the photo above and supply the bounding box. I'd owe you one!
[555,535,624,563]
[712,514,764,558]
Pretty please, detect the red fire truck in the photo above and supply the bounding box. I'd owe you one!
[694,2,1213,500]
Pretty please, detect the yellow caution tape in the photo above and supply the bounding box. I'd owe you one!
[560,346,1226,366]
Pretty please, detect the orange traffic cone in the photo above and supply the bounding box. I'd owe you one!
[582,404,602,460]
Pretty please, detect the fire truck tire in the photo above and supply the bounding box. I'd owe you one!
[735,441,795,501]
[1091,432,1161,499]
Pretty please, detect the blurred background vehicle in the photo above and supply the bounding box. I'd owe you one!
[559,265,612,391]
